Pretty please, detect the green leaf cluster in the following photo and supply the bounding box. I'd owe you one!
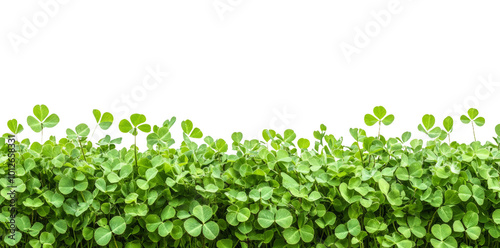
[1,105,500,247]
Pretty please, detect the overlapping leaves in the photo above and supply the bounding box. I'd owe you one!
[1,106,500,247]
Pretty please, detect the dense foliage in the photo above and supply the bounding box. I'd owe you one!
[1,105,500,248]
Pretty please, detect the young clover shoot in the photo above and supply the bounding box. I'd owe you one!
[494,124,500,148]
[96,135,122,152]
[442,116,454,143]
[349,128,367,166]
[180,119,204,150]
[312,124,327,151]
[26,104,60,143]
[147,117,176,150]
[460,108,485,142]
[7,119,24,138]
[230,131,243,152]
[417,114,443,139]
[6,119,24,152]
[399,131,411,143]
[119,114,151,167]
[66,124,90,161]
[364,106,394,139]
[91,109,114,140]
[297,138,310,153]
[181,119,203,139]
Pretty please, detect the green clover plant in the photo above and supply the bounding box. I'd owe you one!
[442,116,454,143]
[460,108,485,141]
[147,117,176,150]
[26,104,59,142]
[7,119,24,136]
[418,114,443,139]
[91,109,114,139]
[1,105,500,247]
[364,106,394,138]
[119,113,151,167]
[66,123,90,161]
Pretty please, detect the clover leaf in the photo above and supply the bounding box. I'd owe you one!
[417,114,444,139]
[184,205,219,240]
[364,106,394,138]
[460,108,485,141]
[119,113,151,167]
[7,119,24,135]
[430,224,456,248]
[26,104,59,142]
[442,116,454,143]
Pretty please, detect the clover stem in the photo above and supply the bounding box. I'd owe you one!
[41,128,43,143]
[113,235,118,248]
[90,124,98,140]
[116,204,121,215]
[78,138,87,161]
[18,136,24,153]
[72,229,77,247]
[448,133,451,144]
[378,121,381,139]
[471,122,476,141]
[426,210,437,236]
[80,191,86,202]
[355,142,365,166]
[134,134,138,167]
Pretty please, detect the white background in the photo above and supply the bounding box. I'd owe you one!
[1,0,500,149]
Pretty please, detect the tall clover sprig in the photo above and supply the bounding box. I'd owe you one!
[349,128,366,166]
[442,116,454,143]
[7,119,24,138]
[460,108,485,142]
[364,106,394,138]
[6,119,24,151]
[147,117,176,150]
[26,104,59,143]
[90,109,114,139]
[66,123,90,161]
[417,114,442,139]
[119,114,151,167]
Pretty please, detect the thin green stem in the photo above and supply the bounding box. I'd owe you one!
[134,134,138,166]
[80,191,86,202]
[77,138,87,161]
[90,124,98,140]
[471,122,476,141]
[427,210,437,236]
[378,121,381,139]
[133,134,137,182]
[356,141,365,166]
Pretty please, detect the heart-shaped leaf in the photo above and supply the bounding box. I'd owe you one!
[431,224,452,240]
[193,205,213,223]
[275,209,293,228]
[184,218,202,237]
[110,216,126,235]
[94,228,112,246]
